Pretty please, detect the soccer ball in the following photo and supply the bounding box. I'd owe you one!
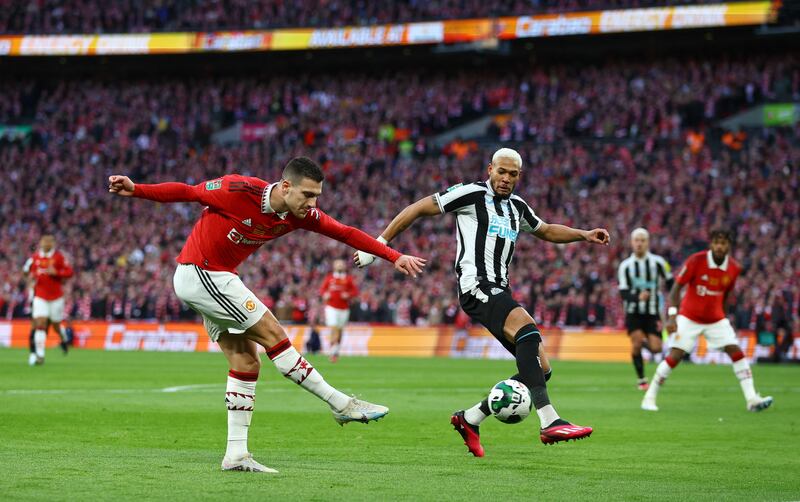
[488,379,532,424]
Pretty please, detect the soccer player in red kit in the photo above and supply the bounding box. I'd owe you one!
[641,230,773,412]
[319,259,358,362]
[108,157,426,473]
[23,235,73,365]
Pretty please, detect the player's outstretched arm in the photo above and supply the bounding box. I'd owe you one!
[533,223,610,245]
[306,209,427,277]
[108,175,204,203]
[354,195,440,268]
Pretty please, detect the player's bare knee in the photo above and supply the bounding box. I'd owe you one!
[246,314,286,348]
[33,318,47,330]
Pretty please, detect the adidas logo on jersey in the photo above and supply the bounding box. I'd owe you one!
[242,218,252,226]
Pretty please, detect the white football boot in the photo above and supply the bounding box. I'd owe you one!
[331,397,389,426]
[640,396,659,411]
[221,453,278,473]
[746,395,773,412]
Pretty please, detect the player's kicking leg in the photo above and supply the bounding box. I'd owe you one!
[454,306,591,450]
[454,348,553,457]
[246,311,388,426]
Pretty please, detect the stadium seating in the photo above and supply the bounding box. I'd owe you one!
[0,54,797,329]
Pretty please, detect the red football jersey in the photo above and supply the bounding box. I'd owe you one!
[133,174,401,273]
[676,250,740,324]
[320,273,359,310]
[24,250,73,300]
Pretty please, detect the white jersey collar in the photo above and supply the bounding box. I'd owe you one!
[262,182,288,219]
[706,250,729,271]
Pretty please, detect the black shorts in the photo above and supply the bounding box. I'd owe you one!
[459,284,522,355]
[625,314,660,336]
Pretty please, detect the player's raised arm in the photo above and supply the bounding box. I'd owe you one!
[355,183,485,268]
[302,208,426,278]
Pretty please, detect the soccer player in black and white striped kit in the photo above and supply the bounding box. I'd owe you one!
[355,148,610,456]
[617,228,674,390]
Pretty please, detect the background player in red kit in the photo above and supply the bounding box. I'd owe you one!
[641,230,773,412]
[319,259,358,362]
[108,157,426,474]
[23,234,73,365]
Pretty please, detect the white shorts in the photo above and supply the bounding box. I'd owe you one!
[32,297,65,322]
[173,264,267,342]
[324,306,350,329]
[670,315,738,353]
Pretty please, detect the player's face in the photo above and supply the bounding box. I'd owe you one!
[631,234,649,255]
[710,237,730,262]
[487,158,520,198]
[333,260,346,273]
[39,236,55,252]
[283,177,322,218]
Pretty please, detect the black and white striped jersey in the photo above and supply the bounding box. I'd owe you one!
[617,252,674,316]
[433,181,544,295]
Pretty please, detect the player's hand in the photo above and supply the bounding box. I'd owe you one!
[393,255,427,278]
[584,228,610,245]
[639,290,651,302]
[666,317,677,333]
[108,175,135,196]
[354,250,376,268]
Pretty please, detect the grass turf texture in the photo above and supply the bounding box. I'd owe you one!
[0,349,798,501]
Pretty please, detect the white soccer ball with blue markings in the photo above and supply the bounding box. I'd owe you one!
[488,379,532,424]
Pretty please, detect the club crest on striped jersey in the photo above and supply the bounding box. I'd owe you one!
[488,214,518,241]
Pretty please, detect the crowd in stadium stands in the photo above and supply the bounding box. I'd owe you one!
[0,53,797,334]
[0,0,722,34]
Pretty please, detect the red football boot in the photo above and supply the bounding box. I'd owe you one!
[540,421,593,445]
[450,411,485,457]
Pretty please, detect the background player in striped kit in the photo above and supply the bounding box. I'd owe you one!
[356,148,610,455]
[617,228,673,390]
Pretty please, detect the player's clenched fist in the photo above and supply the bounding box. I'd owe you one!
[584,228,611,245]
[108,175,135,196]
[393,255,426,278]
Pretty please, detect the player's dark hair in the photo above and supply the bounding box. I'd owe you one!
[709,228,733,244]
[282,157,324,184]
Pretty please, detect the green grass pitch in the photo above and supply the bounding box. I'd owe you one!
[1,349,798,501]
